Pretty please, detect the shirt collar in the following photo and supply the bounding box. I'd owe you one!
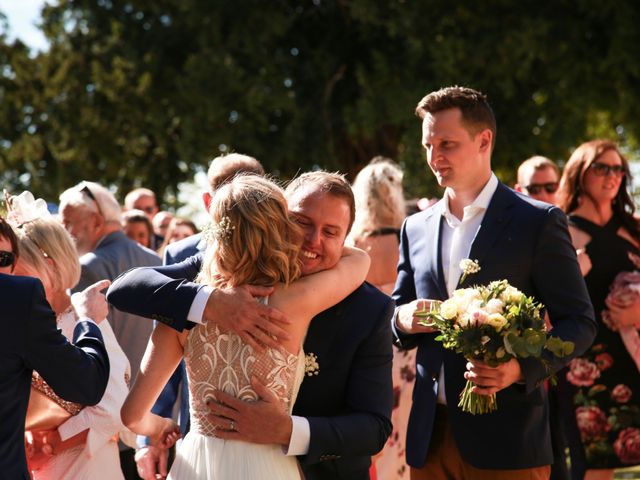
[442,173,499,225]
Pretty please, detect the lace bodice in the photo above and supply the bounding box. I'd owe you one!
[184,300,304,437]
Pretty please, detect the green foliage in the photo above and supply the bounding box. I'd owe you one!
[1,0,640,204]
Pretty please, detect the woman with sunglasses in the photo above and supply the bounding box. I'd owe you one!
[557,140,640,480]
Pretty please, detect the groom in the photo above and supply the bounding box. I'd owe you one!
[392,86,596,479]
[108,171,394,479]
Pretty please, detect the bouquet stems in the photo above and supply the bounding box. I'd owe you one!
[458,380,497,415]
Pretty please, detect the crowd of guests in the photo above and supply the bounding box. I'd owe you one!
[1,85,639,480]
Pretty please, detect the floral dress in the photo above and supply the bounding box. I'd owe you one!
[558,215,640,477]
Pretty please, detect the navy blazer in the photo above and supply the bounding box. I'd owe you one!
[108,255,394,479]
[0,274,110,480]
[392,182,596,470]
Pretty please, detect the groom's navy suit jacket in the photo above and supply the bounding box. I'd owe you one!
[107,254,394,480]
[0,274,110,480]
[393,183,597,470]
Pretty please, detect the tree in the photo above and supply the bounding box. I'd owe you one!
[1,0,639,204]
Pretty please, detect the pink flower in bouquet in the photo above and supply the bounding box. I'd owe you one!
[611,384,633,404]
[594,353,614,371]
[469,308,489,326]
[576,406,611,440]
[614,427,640,464]
[567,358,601,387]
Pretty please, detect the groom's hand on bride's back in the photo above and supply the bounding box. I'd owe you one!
[204,284,291,352]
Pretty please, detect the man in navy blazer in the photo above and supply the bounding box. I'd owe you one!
[392,87,596,479]
[108,171,394,479]
[0,274,111,480]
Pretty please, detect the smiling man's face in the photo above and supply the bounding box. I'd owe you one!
[287,185,351,276]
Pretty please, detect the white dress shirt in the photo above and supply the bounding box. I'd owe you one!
[436,173,499,404]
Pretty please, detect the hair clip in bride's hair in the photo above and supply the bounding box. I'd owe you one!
[3,190,51,228]
[202,216,235,244]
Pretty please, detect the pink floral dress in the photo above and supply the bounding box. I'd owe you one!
[558,215,640,475]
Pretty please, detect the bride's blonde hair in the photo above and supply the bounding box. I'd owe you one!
[198,175,302,288]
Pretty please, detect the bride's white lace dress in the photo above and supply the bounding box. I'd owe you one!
[168,301,305,479]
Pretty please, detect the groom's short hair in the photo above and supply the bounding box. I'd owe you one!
[415,86,497,150]
[285,171,356,232]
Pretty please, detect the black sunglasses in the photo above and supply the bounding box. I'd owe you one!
[590,162,625,178]
[0,250,15,268]
[525,182,559,195]
[79,184,104,216]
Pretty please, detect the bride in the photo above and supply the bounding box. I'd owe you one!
[121,174,369,479]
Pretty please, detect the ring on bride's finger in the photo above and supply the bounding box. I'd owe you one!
[230,420,235,431]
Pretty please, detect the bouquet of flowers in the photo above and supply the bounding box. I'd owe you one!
[418,267,574,415]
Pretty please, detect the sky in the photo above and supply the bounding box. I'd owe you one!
[1,0,48,52]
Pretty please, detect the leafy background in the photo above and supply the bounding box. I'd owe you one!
[1,0,639,208]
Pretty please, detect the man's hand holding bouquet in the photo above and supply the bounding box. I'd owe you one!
[417,260,575,415]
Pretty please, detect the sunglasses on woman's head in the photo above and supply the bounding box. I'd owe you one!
[0,250,15,268]
[525,182,559,195]
[590,162,625,178]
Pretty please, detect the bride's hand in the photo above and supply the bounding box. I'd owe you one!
[149,418,180,449]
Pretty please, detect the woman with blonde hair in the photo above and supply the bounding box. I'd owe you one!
[557,140,640,480]
[348,157,413,480]
[5,191,130,480]
[349,156,406,295]
[121,175,369,479]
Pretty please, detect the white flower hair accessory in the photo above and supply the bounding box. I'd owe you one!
[202,216,235,244]
[459,258,480,284]
[4,190,51,228]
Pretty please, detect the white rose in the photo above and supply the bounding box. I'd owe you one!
[501,286,524,304]
[486,313,508,331]
[439,299,459,320]
[485,298,504,314]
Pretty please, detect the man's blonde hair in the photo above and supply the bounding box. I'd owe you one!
[199,175,301,288]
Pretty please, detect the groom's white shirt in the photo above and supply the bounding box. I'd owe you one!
[187,289,311,455]
[436,173,498,404]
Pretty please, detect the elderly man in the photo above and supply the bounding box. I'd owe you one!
[59,181,161,479]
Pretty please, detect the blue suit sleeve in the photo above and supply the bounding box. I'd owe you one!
[106,254,204,332]
[392,218,429,351]
[521,207,597,392]
[26,280,110,405]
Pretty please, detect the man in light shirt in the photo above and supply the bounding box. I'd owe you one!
[392,86,596,480]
